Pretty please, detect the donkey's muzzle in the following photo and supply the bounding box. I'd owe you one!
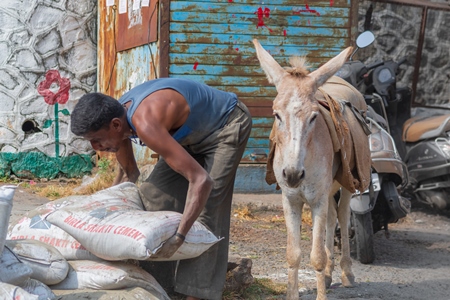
[282,167,305,188]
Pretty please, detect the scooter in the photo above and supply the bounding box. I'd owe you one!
[357,39,450,210]
[366,62,450,210]
[335,31,411,264]
[403,115,450,209]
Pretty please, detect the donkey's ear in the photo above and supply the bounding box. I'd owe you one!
[309,46,353,87]
[253,39,287,88]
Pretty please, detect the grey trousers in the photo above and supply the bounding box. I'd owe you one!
[139,101,252,299]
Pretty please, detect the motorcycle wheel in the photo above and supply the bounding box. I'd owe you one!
[417,190,449,210]
[351,211,375,264]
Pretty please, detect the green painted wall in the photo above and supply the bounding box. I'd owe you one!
[0,153,93,179]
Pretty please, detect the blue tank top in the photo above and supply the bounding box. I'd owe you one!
[118,78,238,145]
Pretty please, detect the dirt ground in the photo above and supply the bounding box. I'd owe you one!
[5,187,450,299]
[230,193,450,300]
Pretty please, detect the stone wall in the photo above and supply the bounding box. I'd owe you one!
[0,0,97,178]
[357,0,449,107]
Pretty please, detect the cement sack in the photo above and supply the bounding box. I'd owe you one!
[6,239,69,285]
[7,209,98,261]
[20,279,55,300]
[0,282,39,300]
[7,182,141,260]
[0,245,32,286]
[50,260,170,300]
[46,182,220,261]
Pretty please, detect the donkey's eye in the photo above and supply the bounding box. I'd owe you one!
[274,112,281,122]
[310,113,318,124]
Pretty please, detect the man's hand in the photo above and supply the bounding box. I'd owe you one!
[115,138,140,186]
[155,233,185,258]
[112,165,125,186]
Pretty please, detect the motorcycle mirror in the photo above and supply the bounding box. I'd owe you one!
[356,31,375,48]
[349,31,375,61]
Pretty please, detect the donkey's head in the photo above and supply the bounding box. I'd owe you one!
[253,39,352,189]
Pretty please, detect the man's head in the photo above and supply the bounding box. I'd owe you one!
[71,93,126,152]
[71,93,124,135]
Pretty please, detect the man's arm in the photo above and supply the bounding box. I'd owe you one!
[145,127,213,235]
[114,138,140,185]
[135,122,213,257]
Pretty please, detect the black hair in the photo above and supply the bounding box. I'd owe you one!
[70,93,125,136]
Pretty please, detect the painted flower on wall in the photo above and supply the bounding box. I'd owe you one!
[38,70,71,105]
[37,69,71,160]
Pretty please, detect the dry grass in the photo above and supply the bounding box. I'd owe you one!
[302,205,313,226]
[33,182,80,200]
[74,172,115,195]
[233,203,313,227]
[30,173,115,200]
[16,157,117,199]
[233,204,256,220]
[222,278,287,299]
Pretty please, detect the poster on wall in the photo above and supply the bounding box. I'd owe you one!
[116,0,158,51]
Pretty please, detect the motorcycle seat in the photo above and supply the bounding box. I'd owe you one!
[402,114,450,142]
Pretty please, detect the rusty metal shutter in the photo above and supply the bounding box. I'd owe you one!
[161,0,357,163]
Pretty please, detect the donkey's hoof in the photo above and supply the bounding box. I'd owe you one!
[341,273,355,287]
[325,275,333,289]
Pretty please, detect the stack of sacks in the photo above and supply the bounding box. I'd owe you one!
[51,259,169,299]
[7,193,100,260]
[0,282,38,300]
[0,240,56,299]
[1,185,55,299]
[7,182,221,297]
[6,239,69,285]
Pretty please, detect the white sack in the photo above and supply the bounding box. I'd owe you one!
[0,282,39,300]
[7,213,98,261]
[46,182,220,261]
[0,246,32,286]
[20,279,55,300]
[4,185,134,261]
[50,260,170,300]
[6,239,69,285]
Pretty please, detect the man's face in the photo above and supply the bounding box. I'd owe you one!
[83,122,123,153]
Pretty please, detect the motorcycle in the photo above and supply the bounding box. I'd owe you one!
[335,31,411,264]
[355,34,450,210]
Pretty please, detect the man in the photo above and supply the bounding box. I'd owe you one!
[70,77,252,300]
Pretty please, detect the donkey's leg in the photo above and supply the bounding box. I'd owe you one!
[282,193,304,300]
[324,191,338,288]
[337,188,355,287]
[310,197,329,300]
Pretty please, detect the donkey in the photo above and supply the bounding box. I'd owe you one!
[253,39,371,300]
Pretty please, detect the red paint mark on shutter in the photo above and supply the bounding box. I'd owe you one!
[255,7,273,33]
[283,29,287,36]
[293,1,320,16]
[330,0,334,6]
[193,62,199,70]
